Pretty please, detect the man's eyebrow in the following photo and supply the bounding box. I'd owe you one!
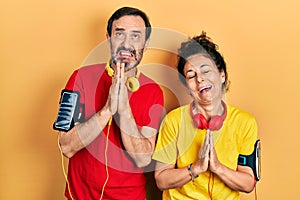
[115,27,125,31]
[131,30,142,34]
[115,28,142,34]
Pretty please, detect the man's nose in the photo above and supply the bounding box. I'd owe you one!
[121,34,131,48]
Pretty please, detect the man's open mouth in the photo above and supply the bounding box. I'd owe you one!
[119,50,133,57]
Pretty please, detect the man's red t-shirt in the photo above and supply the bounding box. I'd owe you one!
[63,63,164,200]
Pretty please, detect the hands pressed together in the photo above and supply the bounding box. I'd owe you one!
[193,130,222,175]
[106,62,130,116]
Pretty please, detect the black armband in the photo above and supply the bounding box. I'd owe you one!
[53,89,84,131]
[238,139,261,181]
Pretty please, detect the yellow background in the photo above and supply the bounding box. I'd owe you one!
[1,0,299,199]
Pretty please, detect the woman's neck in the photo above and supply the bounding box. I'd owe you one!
[193,100,225,120]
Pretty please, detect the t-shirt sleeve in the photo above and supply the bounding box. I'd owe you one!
[64,69,85,105]
[146,86,164,130]
[152,111,179,165]
[238,114,258,155]
[132,83,164,131]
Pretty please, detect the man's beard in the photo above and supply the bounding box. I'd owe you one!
[111,46,144,72]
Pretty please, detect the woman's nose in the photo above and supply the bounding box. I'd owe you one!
[196,73,204,83]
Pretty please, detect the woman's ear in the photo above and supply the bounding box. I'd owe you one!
[220,71,226,83]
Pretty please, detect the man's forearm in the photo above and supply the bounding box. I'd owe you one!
[119,110,156,167]
[59,107,112,158]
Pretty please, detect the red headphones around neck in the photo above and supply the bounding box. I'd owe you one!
[190,101,227,131]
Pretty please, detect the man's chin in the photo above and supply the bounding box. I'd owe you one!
[124,63,137,72]
[120,60,139,71]
[111,57,140,71]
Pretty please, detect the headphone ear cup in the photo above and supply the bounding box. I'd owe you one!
[193,113,209,129]
[190,101,227,130]
[126,77,140,92]
[209,115,223,130]
[208,101,227,130]
[106,61,140,92]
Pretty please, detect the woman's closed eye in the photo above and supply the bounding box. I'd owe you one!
[200,65,211,74]
[186,71,197,79]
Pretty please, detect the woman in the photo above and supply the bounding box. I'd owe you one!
[152,32,258,199]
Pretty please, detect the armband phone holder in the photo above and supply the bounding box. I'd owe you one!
[238,139,261,181]
[53,89,84,131]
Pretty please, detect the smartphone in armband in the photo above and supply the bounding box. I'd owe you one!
[238,139,261,181]
[53,89,83,132]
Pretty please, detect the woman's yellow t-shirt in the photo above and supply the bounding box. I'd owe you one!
[152,103,258,200]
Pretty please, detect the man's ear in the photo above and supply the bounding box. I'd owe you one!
[106,32,110,40]
[143,39,150,52]
[106,32,112,47]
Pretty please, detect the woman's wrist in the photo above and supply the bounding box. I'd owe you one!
[187,163,198,182]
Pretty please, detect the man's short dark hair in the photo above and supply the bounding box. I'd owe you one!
[107,7,152,40]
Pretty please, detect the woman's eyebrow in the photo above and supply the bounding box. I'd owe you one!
[199,64,208,68]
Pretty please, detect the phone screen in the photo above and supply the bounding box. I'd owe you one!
[53,91,79,131]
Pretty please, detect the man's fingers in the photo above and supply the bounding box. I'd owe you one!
[120,62,125,78]
[116,62,120,78]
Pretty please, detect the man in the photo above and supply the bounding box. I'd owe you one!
[55,7,164,199]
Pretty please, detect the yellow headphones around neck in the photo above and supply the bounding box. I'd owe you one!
[105,62,140,92]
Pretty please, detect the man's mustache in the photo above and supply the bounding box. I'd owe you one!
[116,46,136,56]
